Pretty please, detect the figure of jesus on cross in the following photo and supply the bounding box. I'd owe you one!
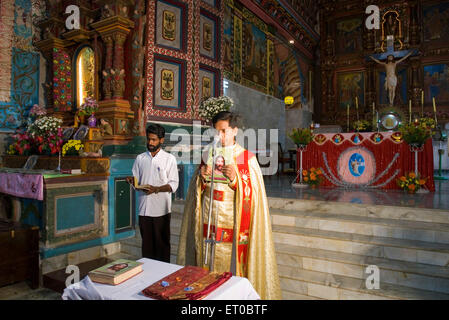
[370,51,412,106]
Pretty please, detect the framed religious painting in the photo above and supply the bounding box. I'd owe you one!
[153,54,186,111]
[423,2,449,45]
[200,9,220,61]
[335,17,363,55]
[199,64,220,103]
[423,64,449,105]
[155,0,187,52]
[201,0,220,9]
[337,71,365,110]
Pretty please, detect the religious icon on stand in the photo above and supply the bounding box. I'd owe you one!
[73,125,89,141]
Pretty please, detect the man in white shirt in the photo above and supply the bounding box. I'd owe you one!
[128,124,179,262]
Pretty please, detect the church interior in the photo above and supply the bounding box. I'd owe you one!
[0,0,449,300]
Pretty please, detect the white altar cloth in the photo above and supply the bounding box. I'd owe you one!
[62,258,260,300]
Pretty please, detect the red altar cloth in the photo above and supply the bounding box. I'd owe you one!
[296,132,435,191]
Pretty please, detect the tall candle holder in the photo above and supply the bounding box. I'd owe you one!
[409,143,429,194]
[292,144,309,188]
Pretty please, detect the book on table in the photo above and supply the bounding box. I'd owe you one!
[127,176,153,192]
[88,259,143,285]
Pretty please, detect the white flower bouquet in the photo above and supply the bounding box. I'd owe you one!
[199,96,233,120]
[28,116,63,137]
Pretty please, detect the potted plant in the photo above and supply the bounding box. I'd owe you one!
[78,97,99,127]
[302,167,324,188]
[288,128,314,148]
[397,172,427,194]
[399,122,432,147]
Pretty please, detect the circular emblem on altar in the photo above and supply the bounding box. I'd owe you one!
[348,153,365,177]
[337,147,376,185]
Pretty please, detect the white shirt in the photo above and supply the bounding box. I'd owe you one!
[132,149,179,217]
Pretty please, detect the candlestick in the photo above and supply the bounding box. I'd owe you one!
[347,104,349,132]
[409,100,412,123]
[433,97,437,125]
[421,90,424,117]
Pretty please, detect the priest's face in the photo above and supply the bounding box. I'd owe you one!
[214,120,238,147]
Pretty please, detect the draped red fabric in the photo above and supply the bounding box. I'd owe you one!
[296,137,435,191]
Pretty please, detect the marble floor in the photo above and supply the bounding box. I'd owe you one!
[264,171,449,211]
[2,171,448,300]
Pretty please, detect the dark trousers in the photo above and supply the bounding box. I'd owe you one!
[139,214,171,263]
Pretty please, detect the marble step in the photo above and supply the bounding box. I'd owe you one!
[276,243,449,294]
[281,290,323,300]
[268,197,449,224]
[273,225,449,266]
[278,264,449,300]
[271,209,449,244]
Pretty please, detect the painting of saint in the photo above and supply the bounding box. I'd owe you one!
[162,10,176,41]
[336,18,362,55]
[203,22,213,51]
[202,76,212,100]
[423,64,449,104]
[223,4,233,72]
[242,21,267,87]
[423,3,449,43]
[161,69,174,100]
[338,72,364,109]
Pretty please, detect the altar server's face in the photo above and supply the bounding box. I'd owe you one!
[214,120,238,147]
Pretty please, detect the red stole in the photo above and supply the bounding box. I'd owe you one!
[235,150,254,276]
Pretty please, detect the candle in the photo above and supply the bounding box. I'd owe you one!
[421,90,424,117]
[433,97,436,113]
[409,100,412,123]
[355,96,358,109]
[347,104,349,116]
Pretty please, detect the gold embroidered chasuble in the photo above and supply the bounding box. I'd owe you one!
[177,144,282,300]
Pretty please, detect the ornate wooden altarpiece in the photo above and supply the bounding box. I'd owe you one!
[318,0,449,129]
[34,0,147,144]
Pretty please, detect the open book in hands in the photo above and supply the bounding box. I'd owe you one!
[126,176,153,192]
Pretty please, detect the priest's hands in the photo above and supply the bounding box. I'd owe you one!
[222,165,236,182]
[200,165,211,182]
[143,186,159,195]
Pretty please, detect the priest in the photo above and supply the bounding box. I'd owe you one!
[177,111,281,300]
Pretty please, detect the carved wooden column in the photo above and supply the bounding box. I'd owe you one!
[92,0,135,144]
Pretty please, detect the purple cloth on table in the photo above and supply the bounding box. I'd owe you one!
[0,172,44,200]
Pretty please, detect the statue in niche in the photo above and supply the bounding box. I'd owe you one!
[370,52,412,105]
[99,118,113,136]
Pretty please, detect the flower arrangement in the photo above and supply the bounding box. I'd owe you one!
[27,116,62,138]
[399,122,432,146]
[78,97,99,116]
[38,129,64,155]
[199,96,233,120]
[302,167,324,186]
[289,128,314,147]
[352,119,372,132]
[397,172,427,193]
[62,140,84,156]
[29,104,47,117]
[7,132,33,155]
